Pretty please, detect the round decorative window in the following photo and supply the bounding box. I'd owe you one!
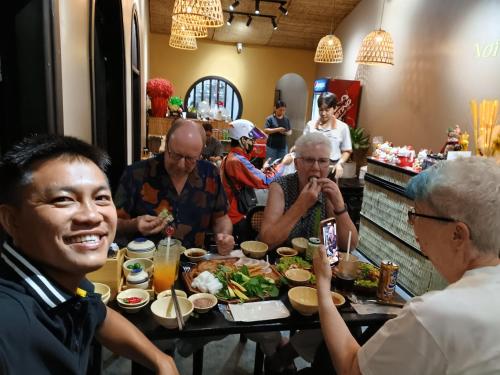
[184,76,243,121]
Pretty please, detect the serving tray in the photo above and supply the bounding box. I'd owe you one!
[181,258,281,304]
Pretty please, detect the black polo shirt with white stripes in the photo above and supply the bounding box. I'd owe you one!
[0,241,107,374]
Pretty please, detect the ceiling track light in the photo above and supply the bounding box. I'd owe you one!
[227,13,234,25]
[229,1,239,11]
[271,17,278,30]
[278,4,288,15]
[246,15,253,26]
[255,0,260,14]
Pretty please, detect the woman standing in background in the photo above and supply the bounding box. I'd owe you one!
[263,100,292,162]
[303,92,352,179]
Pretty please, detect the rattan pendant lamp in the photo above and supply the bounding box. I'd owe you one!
[314,0,343,63]
[171,20,208,38]
[169,34,198,50]
[356,0,394,65]
[172,0,224,28]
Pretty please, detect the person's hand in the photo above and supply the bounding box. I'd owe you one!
[297,177,322,211]
[334,163,344,179]
[262,158,272,170]
[278,127,287,134]
[313,245,332,290]
[317,178,344,211]
[215,233,235,255]
[281,153,294,166]
[136,215,167,236]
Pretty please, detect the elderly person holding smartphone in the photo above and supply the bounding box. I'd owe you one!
[258,133,358,373]
[314,156,500,375]
[260,132,357,250]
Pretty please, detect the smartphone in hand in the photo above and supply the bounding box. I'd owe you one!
[320,217,339,265]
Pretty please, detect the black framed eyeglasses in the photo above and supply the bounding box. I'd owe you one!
[167,148,199,164]
[407,207,455,225]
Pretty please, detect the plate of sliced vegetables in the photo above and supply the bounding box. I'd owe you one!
[183,258,281,303]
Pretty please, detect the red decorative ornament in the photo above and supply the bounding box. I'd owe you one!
[151,96,168,117]
[147,78,174,118]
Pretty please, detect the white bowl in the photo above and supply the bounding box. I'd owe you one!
[92,282,111,300]
[288,287,345,316]
[285,268,312,286]
[276,247,298,257]
[117,288,150,313]
[240,241,269,259]
[156,289,187,299]
[126,248,155,259]
[188,293,217,313]
[101,293,111,305]
[151,297,194,329]
[123,258,154,277]
[184,248,208,262]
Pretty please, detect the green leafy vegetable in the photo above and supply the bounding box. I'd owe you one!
[276,256,311,273]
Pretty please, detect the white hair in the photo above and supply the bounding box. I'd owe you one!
[294,132,332,158]
[407,157,500,255]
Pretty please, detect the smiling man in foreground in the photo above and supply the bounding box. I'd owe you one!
[0,135,178,374]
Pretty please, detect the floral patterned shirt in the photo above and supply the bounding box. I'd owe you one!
[114,154,229,248]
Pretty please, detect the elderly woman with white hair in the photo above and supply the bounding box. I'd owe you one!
[314,156,500,375]
[260,132,358,250]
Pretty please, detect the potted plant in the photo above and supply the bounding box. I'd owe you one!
[349,127,370,176]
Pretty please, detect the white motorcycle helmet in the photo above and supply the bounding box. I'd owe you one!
[229,119,255,140]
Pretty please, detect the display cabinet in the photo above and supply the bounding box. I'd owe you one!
[357,158,447,296]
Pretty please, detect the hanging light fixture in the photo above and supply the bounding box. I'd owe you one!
[246,15,253,27]
[171,20,208,38]
[172,0,224,28]
[356,0,394,65]
[169,34,198,50]
[314,0,343,63]
[226,13,234,25]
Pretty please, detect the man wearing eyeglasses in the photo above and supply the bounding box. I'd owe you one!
[115,119,234,254]
[258,133,358,372]
[314,156,500,375]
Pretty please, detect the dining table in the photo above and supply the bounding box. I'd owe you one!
[112,261,401,375]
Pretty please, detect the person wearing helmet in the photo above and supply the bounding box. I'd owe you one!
[221,119,292,240]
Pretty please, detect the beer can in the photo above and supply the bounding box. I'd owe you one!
[377,260,399,301]
[305,237,321,261]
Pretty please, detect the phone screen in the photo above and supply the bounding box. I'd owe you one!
[320,218,339,264]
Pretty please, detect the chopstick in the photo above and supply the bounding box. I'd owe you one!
[170,286,184,330]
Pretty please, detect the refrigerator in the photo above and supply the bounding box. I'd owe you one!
[311,78,362,129]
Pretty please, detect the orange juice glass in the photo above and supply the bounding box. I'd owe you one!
[154,238,181,293]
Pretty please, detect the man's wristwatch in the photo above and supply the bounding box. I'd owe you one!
[334,203,348,216]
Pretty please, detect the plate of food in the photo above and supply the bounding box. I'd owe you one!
[333,261,379,295]
[182,258,281,303]
[353,262,380,295]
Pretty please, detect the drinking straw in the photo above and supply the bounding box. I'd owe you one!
[346,231,352,261]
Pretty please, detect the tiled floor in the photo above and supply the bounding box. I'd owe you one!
[102,334,309,375]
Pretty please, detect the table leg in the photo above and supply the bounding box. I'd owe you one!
[253,343,264,375]
[193,347,204,375]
